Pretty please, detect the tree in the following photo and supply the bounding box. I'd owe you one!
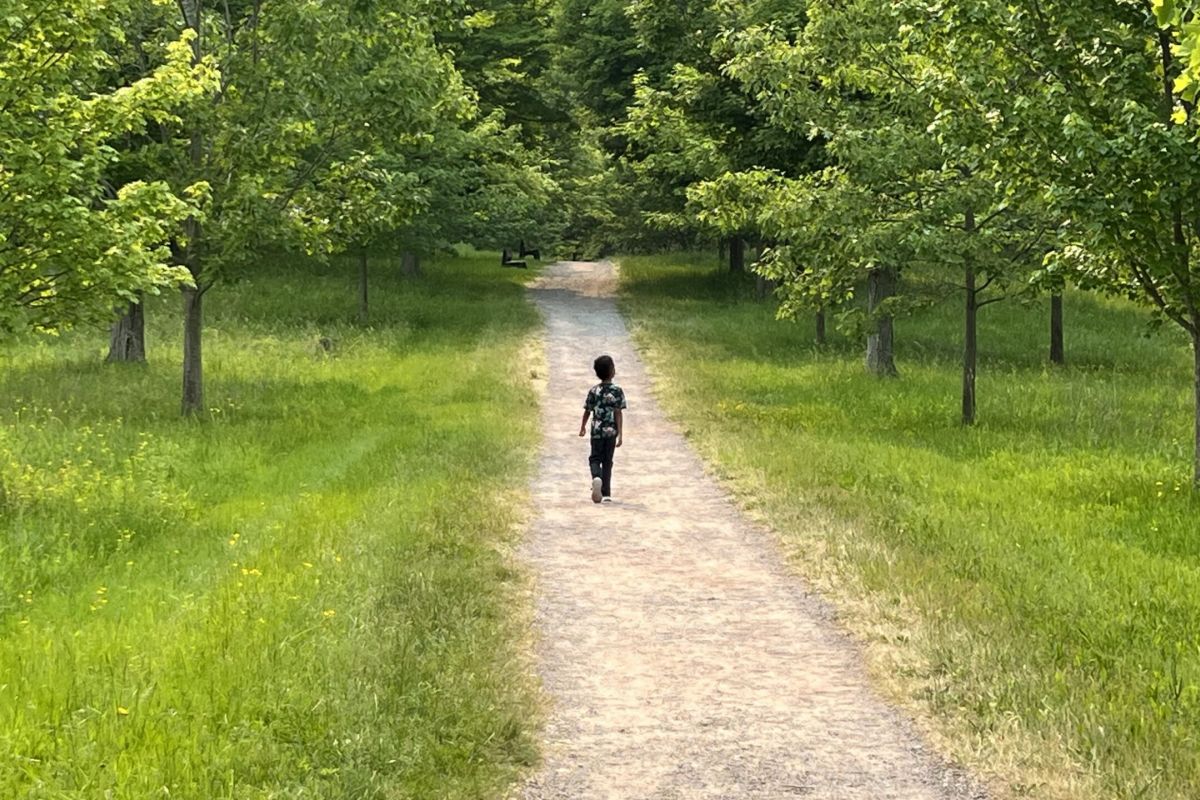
[152,1,460,414]
[978,0,1200,481]
[0,3,213,336]
[440,0,568,140]
[619,68,734,246]
[708,0,1052,416]
[303,155,427,324]
[551,0,646,139]
[611,1,816,257]
[415,1,573,260]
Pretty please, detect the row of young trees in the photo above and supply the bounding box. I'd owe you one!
[2,0,603,413]
[549,0,1200,484]
[8,1,1200,480]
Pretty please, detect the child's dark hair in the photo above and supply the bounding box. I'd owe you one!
[594,355,615,381]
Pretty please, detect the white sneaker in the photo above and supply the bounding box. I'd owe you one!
[591,477,603,503]
[601,497,613,504]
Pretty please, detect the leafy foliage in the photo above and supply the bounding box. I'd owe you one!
[0,3,215,334]
[1155,0,1200,101]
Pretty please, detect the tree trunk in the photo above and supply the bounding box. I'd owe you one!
[181,285,203,416]
[358,249,369,324]
[865,267,899,377]
[816,306,827,346]
[718,238,727,267]
[729,236,745,273]
[106,298,146,363]
[962,209,978,426]
[729,237,746,273]
[180,0,205,417]
[1049,292,1065,365]
[401,251,421,277]
[963,261,978,426]
[1194,327,1200,488]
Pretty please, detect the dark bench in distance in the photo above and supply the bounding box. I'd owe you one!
[501,249,527,269]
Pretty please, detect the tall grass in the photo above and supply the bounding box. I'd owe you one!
[0,253,540,799]
[620,252,1200,800]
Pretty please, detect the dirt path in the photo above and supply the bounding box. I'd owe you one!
[520,261,986,800]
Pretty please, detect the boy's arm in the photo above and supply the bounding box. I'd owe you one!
[615,409,623,446]
[579,409,590,437]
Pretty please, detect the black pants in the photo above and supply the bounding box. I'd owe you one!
[589,436,617,497]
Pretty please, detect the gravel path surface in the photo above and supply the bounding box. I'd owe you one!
[519,261,987,800]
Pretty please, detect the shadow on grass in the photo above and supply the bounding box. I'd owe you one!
[211,253,538,337]
[0,252,541,426]
[621,249,1197,491]
[621,263,759,304]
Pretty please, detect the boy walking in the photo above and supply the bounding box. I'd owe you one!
[579,355,627,503]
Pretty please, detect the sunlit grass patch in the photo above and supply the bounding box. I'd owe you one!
[620,253,1200,800]
[0,252,540,799]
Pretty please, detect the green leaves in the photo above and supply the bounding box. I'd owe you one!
[1154,1,1200,102]
[1155,0,1179,27]
[0,2,216,334]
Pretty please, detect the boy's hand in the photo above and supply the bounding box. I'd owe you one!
[615,436,623,448]
[578,428,587,437]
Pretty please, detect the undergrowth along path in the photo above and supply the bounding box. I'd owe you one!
[520,260,987,800]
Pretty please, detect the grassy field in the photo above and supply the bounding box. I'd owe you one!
[619,253,1200,800]
[0,252,541,799]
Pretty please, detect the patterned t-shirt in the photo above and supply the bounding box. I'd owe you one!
[584,382,627,439]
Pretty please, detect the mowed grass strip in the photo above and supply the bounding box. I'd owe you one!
[0,253,540,799]
[619,253,1200,800]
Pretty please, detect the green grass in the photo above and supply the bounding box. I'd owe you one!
[0,252,541,799]
[619,252,1200,800]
